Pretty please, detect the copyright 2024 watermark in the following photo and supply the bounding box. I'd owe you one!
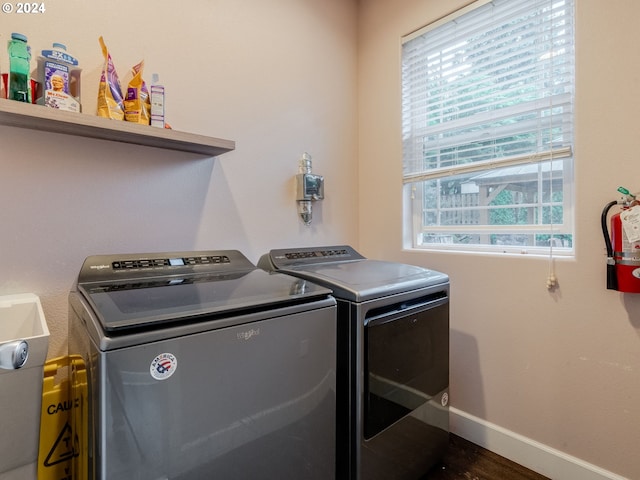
[2,2,46,14]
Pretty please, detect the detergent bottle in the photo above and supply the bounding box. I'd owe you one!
[35,42,81,111]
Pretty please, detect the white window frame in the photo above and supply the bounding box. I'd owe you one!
[401,0,575,255]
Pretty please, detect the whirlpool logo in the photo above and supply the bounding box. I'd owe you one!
[89,264,110,270]
[237,328,260,341]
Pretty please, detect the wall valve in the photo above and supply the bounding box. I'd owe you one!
[296,152,324,225]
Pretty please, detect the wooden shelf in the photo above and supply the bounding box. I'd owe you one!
[0,99,235,157]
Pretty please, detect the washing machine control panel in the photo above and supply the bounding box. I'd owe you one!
[77,250,252,283]
[111,255,230,270]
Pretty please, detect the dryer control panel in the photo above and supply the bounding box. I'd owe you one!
[264,245,365,269]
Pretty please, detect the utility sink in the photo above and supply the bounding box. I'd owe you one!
[0,293,50,480]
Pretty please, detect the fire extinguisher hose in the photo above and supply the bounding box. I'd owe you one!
[602,200,618,290]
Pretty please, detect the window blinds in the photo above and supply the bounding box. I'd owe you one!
[401,0,575,180]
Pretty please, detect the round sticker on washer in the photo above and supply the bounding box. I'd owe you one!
[150,353,177,380]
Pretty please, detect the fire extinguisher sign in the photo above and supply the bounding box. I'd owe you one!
[620,206,640,243]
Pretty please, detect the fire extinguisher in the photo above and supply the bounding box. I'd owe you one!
[602,187,640,292]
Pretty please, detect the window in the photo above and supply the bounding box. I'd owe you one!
[402,0,575,254]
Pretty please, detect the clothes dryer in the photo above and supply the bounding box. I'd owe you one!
[259,245,449,480]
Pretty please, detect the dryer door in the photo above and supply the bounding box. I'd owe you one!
[364,295,449,439]
[360,294,449,479]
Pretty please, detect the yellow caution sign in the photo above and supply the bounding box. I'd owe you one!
[38,356,87,480]
[70,355,88,479]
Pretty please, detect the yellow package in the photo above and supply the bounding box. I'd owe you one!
[124,60,150,124]
[97,37,124,120]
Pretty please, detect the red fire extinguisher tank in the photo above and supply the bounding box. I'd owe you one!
[611,208,640,293]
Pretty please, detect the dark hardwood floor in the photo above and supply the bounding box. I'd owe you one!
[421,434,550,480]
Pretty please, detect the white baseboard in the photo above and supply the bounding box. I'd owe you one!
[449,407,629,480]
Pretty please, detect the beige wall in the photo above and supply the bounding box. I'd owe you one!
[358,0,640,478]
[0,0,358,356]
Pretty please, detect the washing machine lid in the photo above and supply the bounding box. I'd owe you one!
[75,250,332,333]
[263,246,449,302]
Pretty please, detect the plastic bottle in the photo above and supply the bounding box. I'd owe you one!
[35,43,81,112]
[0,48,4,99]
[150,73,165,128]
[7,33,31,103]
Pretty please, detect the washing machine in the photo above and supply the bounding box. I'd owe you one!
[258,245,449,480]
[68,250,337,480]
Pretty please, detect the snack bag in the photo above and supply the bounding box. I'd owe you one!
[124,60,151,124]
[97,36,124,120]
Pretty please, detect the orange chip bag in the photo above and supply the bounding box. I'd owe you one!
[97,36,124,120]
[124,60,150,125]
